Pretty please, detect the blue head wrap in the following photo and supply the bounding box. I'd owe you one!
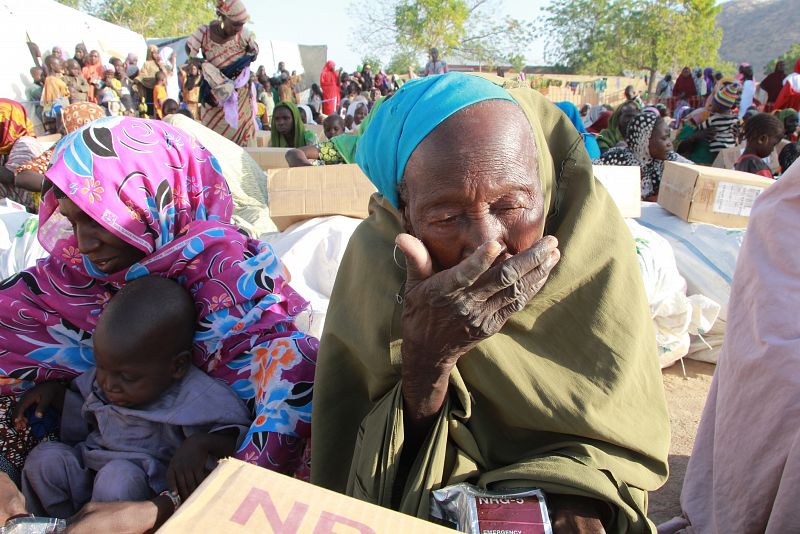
[355,72,515,208]
[555,102,600,160]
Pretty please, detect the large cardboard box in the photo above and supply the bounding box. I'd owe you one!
[267,164,377,230]
[158,459,449,533]
[246,147,291,171]
[592,165,641,218]
[658,161,773,227]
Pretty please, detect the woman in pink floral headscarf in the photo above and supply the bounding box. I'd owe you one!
[0,117,315,510]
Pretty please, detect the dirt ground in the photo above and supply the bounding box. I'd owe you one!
[647,359,716,525]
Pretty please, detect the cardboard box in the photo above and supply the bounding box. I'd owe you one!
[246,147,291,171]
[592,165,641,218]
[253,131,270,148]
[267,164,377,231]
[658,161,774,227]
[158,459,449,533]
[711,145,781,175]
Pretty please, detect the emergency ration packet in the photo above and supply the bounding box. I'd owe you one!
[430,483,553,534]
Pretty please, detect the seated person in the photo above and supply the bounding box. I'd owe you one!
[778,141,799,175]
[323,114,345,140]
[594,111,691,200]
[734,113,784,178]
[17,275,251,517]
[312,73,669,533]
[270,102,318,147]
[286,100,384,167]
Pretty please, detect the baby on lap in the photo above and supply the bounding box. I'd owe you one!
[15,276,251,518]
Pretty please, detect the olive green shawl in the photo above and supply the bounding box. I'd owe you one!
[311,80,669,533]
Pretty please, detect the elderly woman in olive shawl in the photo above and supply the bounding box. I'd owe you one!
[312,73,669,533]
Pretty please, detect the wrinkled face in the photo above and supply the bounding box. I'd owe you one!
[324,118,343,139]
[354,105,367,123]
[274,106,294,135]
[618,103,639,136]
[785,114,799,137]
[93,332,182,408]
[648,119,673,161]
[89,51,100,65]
[401,100,545,272]
[57,196,146,274]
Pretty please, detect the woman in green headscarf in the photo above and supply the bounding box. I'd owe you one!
[598,99,641,153]
[285,98,385,166]
[270,101,318,147]
[312,73,669,533]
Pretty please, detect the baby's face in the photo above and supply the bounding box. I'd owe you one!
[93,339,180,408]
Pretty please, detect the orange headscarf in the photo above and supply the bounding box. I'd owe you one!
[0,99,35,156]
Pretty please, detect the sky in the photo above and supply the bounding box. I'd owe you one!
[248,0,550,72]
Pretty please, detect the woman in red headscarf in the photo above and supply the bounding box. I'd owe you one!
[774,58,800,111]
[320,61,340,116]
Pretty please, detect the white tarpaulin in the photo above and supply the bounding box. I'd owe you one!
[0,0,146,112]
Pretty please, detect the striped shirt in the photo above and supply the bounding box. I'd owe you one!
[698,113,739,153]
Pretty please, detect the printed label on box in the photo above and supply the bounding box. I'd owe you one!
[476,496,548,534]
[712,182,764,217]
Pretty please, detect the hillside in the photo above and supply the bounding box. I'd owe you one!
[717,0,800,76]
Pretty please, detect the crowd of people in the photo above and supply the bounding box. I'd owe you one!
[2,0,800,531]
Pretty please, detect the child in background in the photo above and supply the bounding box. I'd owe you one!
[98,67,123,116]
[63,60,90,103]
[734,113,784,178]
[153,71,168,119]
[323,114,345,140]
[17,276,251,518]
[696,81,741,155]
[161,99,180,118]
[41,56,71,132]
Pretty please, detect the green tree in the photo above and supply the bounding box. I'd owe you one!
[58,0,215,37]
[508,53,526,73]
[361,55,383,72]
[349,0,534,66]
[764,43,800,75]
[386,50,420,74]
[539,0,724,94]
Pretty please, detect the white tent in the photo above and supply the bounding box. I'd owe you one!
[0,0,147,120]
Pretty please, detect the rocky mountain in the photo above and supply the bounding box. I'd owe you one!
[717,0,800,76]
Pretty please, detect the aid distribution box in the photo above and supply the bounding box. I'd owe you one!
[658,161,774,228]
[157,458,449,533]
[266,164,377,231]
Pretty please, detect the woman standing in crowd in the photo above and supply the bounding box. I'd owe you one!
[73,44,88,68]
[81,50,105,103]
[595,111,691,200]
[320,60,340,115]
[137,46,166,117]
[0,118,316,529]
[672,67,697,109]
[760,61,786,108]
[187,0,259,146]
[774,58,800,111]
[180,62,202,120]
